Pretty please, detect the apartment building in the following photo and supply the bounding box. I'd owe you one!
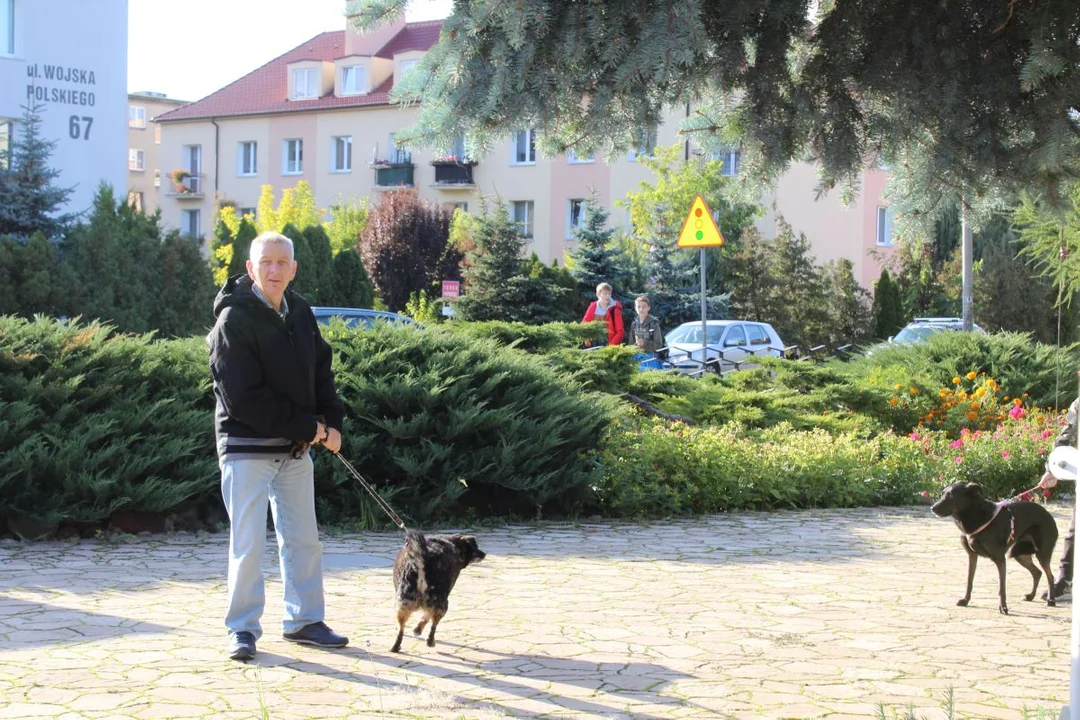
[157,15,895,288]
[0,0,127,219]
[126,92,188,215]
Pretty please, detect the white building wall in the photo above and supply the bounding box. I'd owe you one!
[0,0,128,220]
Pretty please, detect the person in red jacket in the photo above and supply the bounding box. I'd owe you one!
[582,282,625,346]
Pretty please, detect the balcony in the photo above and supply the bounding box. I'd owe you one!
[166,171,206,200]
[430,159,476,188]
[372,162,414,188]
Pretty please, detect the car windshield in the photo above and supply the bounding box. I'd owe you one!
[893,325,946,343]
[666,324,728,345]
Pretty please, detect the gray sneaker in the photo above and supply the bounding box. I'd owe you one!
[228,631,256,661]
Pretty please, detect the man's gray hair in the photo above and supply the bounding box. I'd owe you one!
[249,231,295,261]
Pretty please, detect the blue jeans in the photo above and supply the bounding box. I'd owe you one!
[220,454,324,638]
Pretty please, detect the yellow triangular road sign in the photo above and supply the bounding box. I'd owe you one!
[677,194,725,248]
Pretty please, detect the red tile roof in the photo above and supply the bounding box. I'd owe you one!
[156,20,443,123]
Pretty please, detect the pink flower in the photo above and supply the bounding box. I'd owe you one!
[949,439,964,449]
[1001,450,1010,459]
[1041,429,1055,440]
[955,456,964,463]
[1020,491,1032,501]
[1009,405,1025,420]
[909,432,921,440]
[961,428,970,436]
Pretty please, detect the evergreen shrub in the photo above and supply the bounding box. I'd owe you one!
[0,316,217,537]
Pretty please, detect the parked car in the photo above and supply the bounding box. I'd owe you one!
[890,317,985,344]
[311,306,418,329]
[662,320,786,374]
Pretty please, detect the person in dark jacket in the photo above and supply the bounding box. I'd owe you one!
[208,231,348,661]
[1039,398,1078,601]
[629,295,663,354]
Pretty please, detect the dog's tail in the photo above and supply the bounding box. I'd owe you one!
[405,529,427,558]
[405,529,428,595]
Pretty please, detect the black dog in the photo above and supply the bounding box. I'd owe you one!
[391,529,485,653]
[931,481,1058,614]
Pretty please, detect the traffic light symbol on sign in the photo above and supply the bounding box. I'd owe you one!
[677,195,725,248]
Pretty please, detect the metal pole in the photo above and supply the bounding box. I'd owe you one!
[700,248,707,366]
[961,199,974,331]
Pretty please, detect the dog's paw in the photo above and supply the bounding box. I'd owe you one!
[426,638,436,648]
[1000,605,1009,615]
[390,643,402,653]
[1024,592,1036,601]
[1048,598,1057,608]
[956,598,969,607]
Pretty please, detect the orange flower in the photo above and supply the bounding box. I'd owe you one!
[889,397,899,406]
[1013,398,1023,406]
[966,411,978,420]
[909,387,919,395]
[970,401,980,410]
[952,377,961,385]
[966,371,977,380]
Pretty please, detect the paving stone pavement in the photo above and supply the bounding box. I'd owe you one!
[0,505,1073,720]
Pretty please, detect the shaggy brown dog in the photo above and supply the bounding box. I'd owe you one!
[931,481,1058,614]
[391,529,485,653]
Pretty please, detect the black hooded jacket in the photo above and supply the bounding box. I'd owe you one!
[208,274,344,459]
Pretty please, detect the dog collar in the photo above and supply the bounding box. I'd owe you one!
[965,503,1004,542]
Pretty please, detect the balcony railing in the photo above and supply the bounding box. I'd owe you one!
[373,162,414,188]
[431,160,476,187]
[166,172,206,199]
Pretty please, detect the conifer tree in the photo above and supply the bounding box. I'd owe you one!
[455,198,569,323]
[333,248,375,308]
[0,102,75,238]
[281,223,316,301]
[303,224,336,305]
[569,197,627,304]
[210,219,234,286]
[349,0,1080,217]
[823,258,873,347]
[872,268,905,340]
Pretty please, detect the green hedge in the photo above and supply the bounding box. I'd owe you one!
[0,316,615,536]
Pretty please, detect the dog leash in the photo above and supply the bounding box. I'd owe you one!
[332,452,407,531]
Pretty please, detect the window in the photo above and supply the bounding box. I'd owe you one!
[0,119,13,170]
[713,148,741,176]
[341,65,365,95]
[128,149,145,171]
[127,191,143,212]
[238,207,257,218]
[387,134,410,164]
[237,141,257,176]
[1,0,13,55]
[512,129,535,164]
[399,58,420,78]
[512,201,534,239]
[877,206,895,246]
[153,169,160,188]
[567,199,586,238]
[723,325,747,347]
[183,145,202,192]
[450,201,468,212]
[292,68,318,99]
[628,126,658,160]
[128,106,146,129]
[332,135,352,172]
[181,209,201,239]
[448,134,466,160]
[154,124,161,144]
[746,324,770,346]
[283,139,303,174]
[567,148,594,164]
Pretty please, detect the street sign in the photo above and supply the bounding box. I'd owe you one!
[676,195,725,248]
[441,280,460,298]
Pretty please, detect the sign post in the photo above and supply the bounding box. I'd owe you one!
[676,195,725,370]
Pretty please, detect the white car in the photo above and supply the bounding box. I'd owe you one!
[663,320,786,374]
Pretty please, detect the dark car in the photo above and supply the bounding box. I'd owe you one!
[311,306,418,329]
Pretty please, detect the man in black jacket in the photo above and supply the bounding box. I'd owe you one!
[208,231,347,661]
